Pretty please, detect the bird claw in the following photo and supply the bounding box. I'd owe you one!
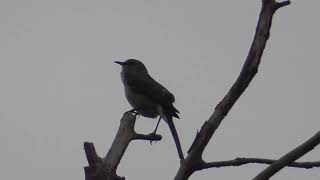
[148,132,158,145]
[149,140,155,145]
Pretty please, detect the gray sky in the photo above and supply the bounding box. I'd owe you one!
[1,0,319,179]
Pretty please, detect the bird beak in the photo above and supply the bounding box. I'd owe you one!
[114,61,124,66]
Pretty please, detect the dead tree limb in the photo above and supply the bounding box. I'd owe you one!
[84,112,162,180]
[174,1,291,179]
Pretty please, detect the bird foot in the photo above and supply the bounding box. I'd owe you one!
[148,131,159,145]
[126,109,140,118]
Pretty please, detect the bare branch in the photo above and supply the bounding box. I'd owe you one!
[253,131,320,180]
[197,157,320,170]
[132,133,162,141]
[84,112,162,180]
[175,1,291,179]
[84,142,102,167]
[274,1,291,11]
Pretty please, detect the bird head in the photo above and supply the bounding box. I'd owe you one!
[115,59,148,73]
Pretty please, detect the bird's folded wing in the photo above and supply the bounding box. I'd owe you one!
[125,73,175,106]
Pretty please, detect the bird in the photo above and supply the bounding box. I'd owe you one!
[115,59,184,160]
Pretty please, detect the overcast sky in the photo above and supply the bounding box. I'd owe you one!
[1,0,319,179]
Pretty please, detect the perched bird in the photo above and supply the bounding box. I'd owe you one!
[115,59,184,159]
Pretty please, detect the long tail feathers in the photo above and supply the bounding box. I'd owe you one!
[163,114,184,160]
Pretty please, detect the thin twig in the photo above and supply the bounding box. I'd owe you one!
[197,157,320,170]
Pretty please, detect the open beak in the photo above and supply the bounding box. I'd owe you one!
[114,61,124,66]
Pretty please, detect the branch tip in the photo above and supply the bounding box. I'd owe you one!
[84,142,101,167]
[274,1,291,11]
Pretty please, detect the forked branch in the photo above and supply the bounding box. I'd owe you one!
[174,1,291,179]
[84,112,162,180]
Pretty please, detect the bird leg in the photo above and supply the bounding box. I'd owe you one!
[148,116,162,145]
[151,116,161,135]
